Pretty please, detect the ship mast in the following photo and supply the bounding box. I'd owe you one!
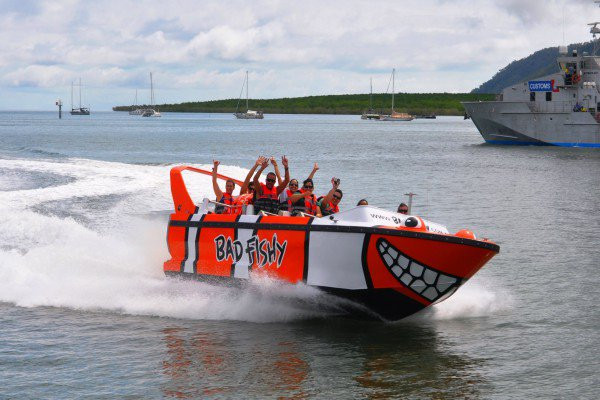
[150,72,154,107]
[369,77,373,110]
[78,77,82,109]
[391,68,395,113]
[246,70,249,111]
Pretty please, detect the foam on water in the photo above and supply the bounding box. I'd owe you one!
[428,278,513,320]
[0,157,344,322]
[0,157,509,322]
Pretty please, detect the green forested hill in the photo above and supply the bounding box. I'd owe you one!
[472,41,595,93]
[113,92,494,115]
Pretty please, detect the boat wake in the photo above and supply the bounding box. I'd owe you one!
[0,157,510,323]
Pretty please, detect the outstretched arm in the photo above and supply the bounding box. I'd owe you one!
[212,160,224,200]
[253,158,269,196]
[270,157,283,186]
[320,177,339,209]
[240,156,264,194]
[276,155,290,196]
[307,162,319,180]
[288,190,312,204]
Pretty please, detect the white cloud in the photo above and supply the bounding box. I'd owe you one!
[0,0,598,110]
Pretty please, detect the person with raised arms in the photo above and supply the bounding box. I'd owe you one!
[318,178,343,216]
[252,155,290,214]
[211,160,237,214]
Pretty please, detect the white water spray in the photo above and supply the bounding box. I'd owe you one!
[0,157,509,322]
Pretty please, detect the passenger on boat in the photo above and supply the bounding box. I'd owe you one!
[252,156,290,214]
[232,156,265,209]
[357,199,368,206]
[317,178,342,216]
[278,179,298,212]
[278,163,319,212]
[288,178,322,217]
[397,203,408,214]
[211,160,236,214]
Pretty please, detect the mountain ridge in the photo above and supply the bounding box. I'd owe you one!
[472,41,596,93]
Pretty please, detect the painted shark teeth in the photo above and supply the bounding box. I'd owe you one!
[376,238,461,302]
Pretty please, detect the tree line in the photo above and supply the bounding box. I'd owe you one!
[113,93,495,115]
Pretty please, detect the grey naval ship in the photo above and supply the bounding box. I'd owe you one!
[462,23,600,147]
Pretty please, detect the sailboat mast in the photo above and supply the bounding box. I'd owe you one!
[246,71,249,111]
[391,68,395,113]
[369,77,373,110]
[79,77,82,109]
[71,81,74,110]
[135,89,138,107]
[150,72,154,107]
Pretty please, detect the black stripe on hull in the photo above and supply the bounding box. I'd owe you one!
[302,217,314,283]
[168,219,499,252]
[164,271,427,321]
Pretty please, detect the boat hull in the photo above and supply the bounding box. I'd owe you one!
[234,112,264,119]
[70,108,90,115]
[164,213,499,321]
[462,101,600,147]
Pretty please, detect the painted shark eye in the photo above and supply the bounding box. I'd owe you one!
[404,217,418,227]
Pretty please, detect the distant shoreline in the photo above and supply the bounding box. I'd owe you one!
[113,93,494,116]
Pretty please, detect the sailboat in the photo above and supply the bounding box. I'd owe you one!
[234,71,264,119]
[361,78,380,120]
[70,78,90,115]
[142,72,162,117]
[129,89,144,115]
[379,68,413,121]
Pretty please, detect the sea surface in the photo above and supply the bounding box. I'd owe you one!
[0,111,598,398]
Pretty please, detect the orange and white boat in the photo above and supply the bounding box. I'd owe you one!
[164,166,500,321]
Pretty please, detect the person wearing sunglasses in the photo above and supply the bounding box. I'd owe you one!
[318,177,343,216]
[252,155,290,214]
[287,178,321,217]
[278,179,299,212]
[397,203,409,214]
[278,162,319,212]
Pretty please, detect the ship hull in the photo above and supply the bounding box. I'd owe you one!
[462,101,600,147]
[164,213,499,321]
[234,112,264,119]
[70,108,90,115]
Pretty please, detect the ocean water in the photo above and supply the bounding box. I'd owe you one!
[0,111,598,398]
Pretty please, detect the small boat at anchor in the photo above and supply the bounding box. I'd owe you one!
[234,71,264,119]
[379,68,414,121]
[361,78,381,120]
[163,166,500,321]
[142,72,161,117]
[70,78,90,115]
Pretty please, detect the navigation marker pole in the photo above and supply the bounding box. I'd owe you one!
[55,99,62,119]
[404,192,416,214]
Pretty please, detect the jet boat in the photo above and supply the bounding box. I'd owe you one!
[163,166,500,321]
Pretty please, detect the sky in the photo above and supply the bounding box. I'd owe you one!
[0,0,598,110]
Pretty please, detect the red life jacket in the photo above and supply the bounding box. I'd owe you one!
[254,183,280,214]
[217,192,236,214]
[259,183,278,199]
[321,201,339,216]
[291,189,318,216]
